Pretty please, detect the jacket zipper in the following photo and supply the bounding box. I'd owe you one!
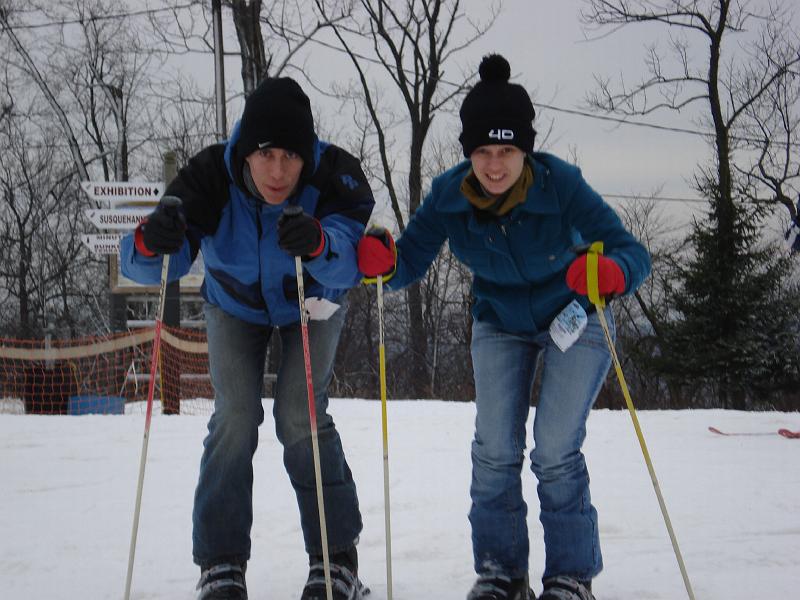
[255,205,270,321]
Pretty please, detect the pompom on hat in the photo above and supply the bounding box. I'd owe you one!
[236,77,316,181]
[459,54,536,157]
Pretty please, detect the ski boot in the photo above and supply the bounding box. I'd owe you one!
[539,576,594,600]
[467,573,536,599]
[300,545,369,600]
[196,562,247,599]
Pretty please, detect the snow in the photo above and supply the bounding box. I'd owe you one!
[1,401,798,599]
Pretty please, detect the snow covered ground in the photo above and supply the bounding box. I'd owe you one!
[1,400,798,599]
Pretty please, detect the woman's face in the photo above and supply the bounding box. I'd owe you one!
[469,145,525,197]
[245,147,304,205]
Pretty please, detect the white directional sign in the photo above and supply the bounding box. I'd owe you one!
[81,180,164,204]
[81,233,124,255]
[85,208,151,230]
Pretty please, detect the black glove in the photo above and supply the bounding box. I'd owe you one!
[136,196,186,256]
[278,207,324,257]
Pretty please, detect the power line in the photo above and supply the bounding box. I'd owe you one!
[6,5,798,148]
[603,193,706,204]
[6,4,799,163]
[296,28,800,149]
[9,131,218,150]
[534,102,800,148]
[536,103,710,137]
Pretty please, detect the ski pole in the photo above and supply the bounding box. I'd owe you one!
[286,205,334,600]
[376,275,393,600]
[124,195,181,600]
[585,241,696,600]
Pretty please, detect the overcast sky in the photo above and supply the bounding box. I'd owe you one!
[471,0,796,236]
[493,1,709,195]
[195,0,797,236]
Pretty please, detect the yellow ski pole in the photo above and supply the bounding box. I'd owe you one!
[376,275,393,600]
[585,241,696,600]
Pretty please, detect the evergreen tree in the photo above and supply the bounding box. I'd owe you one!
[653,177,800,410]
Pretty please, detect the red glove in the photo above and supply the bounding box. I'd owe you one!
[358,227,396,281]
[566,253,625,296]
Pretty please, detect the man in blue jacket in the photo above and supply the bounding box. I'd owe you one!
[121,77,374,600]
[358,55,651,600]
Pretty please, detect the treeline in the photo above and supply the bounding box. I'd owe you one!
[1,1,798,410]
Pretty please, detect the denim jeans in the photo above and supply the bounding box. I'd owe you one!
[192,302,362,568]
[469,308,614,581]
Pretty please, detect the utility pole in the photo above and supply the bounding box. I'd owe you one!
[212,0,228,140]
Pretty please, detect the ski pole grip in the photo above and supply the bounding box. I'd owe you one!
[570,242,592,256]
[283,204,303,217]
[160,195,182,215]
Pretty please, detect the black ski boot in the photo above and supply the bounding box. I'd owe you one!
[539,576,594,600]
[300,545,369,600]
[467,573,536,599]
[196,562,247,599]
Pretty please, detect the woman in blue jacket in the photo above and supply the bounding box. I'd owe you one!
[121,77,373,600]
[358,55,651,600]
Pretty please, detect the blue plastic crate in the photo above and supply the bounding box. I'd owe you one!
[68,395,125,415]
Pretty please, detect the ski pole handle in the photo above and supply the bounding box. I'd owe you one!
[283,204,303,217]
[158,194,182,219]
[160,194,182,209]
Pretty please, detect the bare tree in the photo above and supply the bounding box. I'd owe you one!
[314,0,500,397]
[582,1,800,408]
[226,0,268,93]
[0,0,201,335]
[148,76,218,169]
[731,21,800,217]
[0,5,90,180]
[1,0,175,183]
[0,107,101,336]
[147,1,349,97]
[230,0,354,93]
[582,0,800,228]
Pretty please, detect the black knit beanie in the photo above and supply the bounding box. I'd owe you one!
[236,77,316,180]
[459,54,536,157]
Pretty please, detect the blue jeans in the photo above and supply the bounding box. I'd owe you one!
[192,302,362,568]
[469,309,614,581]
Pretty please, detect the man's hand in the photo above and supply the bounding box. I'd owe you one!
[278,207,325,258]
[135,196,186,256]
[358,227,396,282]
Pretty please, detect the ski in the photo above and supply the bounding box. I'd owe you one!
[708,426,800,438]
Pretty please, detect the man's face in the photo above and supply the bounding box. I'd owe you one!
[469,144,525,197]
[245,147,304,205]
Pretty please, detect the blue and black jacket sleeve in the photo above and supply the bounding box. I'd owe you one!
[120,144,230,285]
[302,145,375,288]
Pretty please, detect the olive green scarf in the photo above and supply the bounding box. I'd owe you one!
[460,162,534,216]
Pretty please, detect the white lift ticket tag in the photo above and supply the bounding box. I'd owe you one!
[305,297,341,321]
[549,300,588,352]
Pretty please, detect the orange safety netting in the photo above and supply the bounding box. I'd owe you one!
[0,327,216,415]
